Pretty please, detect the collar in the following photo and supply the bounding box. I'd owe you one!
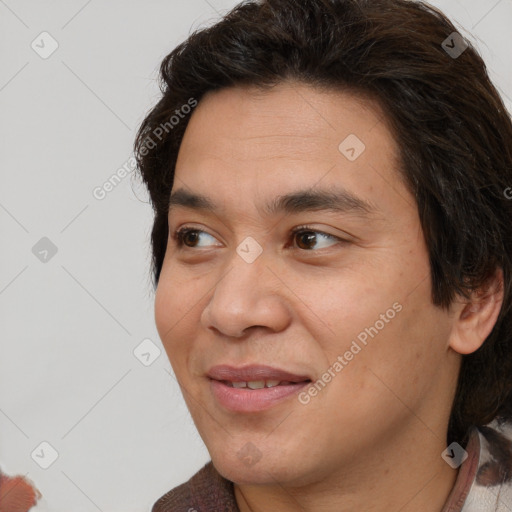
[442,419,512,511]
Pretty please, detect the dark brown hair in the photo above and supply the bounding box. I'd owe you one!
[134,0,512,446]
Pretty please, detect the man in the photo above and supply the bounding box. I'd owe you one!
[134,0,512,510]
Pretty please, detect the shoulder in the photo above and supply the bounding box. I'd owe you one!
[475,419,512,487]
[151,461,239,512]
[460,418,512,511]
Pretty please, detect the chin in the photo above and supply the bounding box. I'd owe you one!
[213,459,283,486]
[211,448,310,487]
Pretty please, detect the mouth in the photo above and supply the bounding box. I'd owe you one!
[207,363,312,383]
[207,364,312,412]
[217,379,311,389]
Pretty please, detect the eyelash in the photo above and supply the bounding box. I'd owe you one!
[172,225,344,251]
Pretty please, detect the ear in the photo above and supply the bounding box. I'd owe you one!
[449,268,504,355]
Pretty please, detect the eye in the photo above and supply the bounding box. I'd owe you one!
[172,225,344,251]
[173,227,221,248]
[289,225,342,251]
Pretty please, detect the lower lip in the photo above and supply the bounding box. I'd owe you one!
[209,379,310,412]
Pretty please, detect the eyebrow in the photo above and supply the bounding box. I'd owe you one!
[167,187,378,218]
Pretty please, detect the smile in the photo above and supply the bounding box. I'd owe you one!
[209,379,310,412]
[226,379,302,388]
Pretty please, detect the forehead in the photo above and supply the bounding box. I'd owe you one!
[179,82,390,155]
[173,82,410,220]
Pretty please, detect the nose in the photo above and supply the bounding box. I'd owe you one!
[200,251,292,338]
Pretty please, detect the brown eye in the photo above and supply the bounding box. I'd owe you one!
[173,228,221,249]
[290,227,342,251]
[182,230,200,247]
[295,231,318,250]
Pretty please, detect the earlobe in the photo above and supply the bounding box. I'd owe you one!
[449,268,504,355]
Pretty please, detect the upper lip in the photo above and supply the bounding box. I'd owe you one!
[207,364,312,383]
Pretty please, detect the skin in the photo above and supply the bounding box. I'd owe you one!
[154,82,503,512]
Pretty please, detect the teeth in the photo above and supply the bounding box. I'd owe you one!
[247,381,266,389]
[229,379,283,389]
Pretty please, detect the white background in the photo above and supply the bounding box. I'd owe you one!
[0,1,511,511]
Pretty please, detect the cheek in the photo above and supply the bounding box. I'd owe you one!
[286,264,400,352]
[297,258,445,395]
[331,289,451,415]
[154,269,201,360]
[154,281,176,345]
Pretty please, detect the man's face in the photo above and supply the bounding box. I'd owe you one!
[154,82,460,486]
